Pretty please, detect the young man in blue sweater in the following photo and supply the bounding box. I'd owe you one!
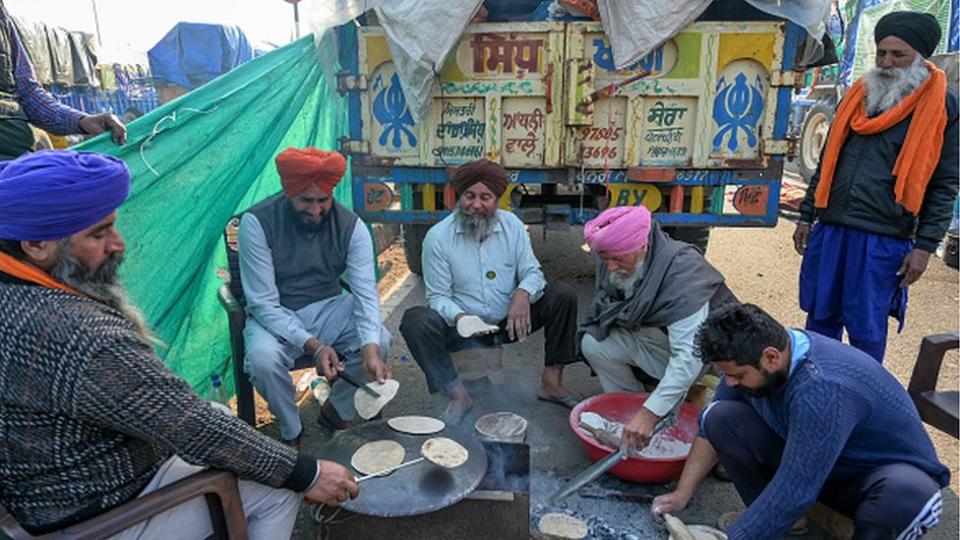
[652,303,948,540]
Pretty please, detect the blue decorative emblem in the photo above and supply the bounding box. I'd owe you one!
[373,72,417,149]
[591,39,663,73]
[712,73,764,152]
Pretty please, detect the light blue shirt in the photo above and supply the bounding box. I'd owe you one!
[787,328,810,376]
[238,215,382,350]
[423,210,547,326]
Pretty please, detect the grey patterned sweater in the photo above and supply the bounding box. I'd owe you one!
[0,276,318,533]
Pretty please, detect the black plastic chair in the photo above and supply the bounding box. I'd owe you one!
[908,333,960,439]
[218,214,351,426]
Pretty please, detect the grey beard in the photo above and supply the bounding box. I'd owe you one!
[864,55,929,116]
[50,241,159,345]
[456,209,497,242]
[607,260,645,298]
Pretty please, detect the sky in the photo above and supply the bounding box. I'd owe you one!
[5,0,300,54]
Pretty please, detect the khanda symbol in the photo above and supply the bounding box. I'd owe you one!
[712,72,764,153]
[373,72,417,150]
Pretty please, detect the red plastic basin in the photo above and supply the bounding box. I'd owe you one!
[568,392,700,484]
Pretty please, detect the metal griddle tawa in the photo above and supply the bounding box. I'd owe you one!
[318,419,488,517]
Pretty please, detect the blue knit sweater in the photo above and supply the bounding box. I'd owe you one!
[707,332,949,540]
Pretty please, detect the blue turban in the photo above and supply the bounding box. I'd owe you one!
[0,150,130,241]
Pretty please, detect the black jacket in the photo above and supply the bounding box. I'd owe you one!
[799,89,959,252]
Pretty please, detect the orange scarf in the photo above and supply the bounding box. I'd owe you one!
[0,250,80,295]
[815,61,947,216]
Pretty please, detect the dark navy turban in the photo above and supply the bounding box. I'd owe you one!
[875,11,942,58]
[0,150,130,241]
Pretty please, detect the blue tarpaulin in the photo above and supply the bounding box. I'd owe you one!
[148,22,254,89]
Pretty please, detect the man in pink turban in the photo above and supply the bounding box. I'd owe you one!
[238,147,392,443]
[580,205,737,451]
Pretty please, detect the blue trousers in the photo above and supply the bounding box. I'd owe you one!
[799,223,911,363]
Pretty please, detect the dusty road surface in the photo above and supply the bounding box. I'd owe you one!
[274,218,957,539]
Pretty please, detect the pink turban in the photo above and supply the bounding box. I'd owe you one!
[583,205,652,257]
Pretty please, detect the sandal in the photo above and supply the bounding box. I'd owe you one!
[537,393,583,409]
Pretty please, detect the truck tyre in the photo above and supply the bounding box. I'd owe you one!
[402,224,430,275]
[663,226,711,254]
[799,100,835,183]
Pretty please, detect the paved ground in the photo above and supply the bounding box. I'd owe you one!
[285,216,959,539]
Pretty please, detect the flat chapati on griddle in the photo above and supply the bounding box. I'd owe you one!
[421,436,468,468]
[538,512,588,539]
[350,440,405,476]
[354,379,399,420]
[387,415,445,435]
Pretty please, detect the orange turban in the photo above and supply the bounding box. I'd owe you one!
[275,147,347,197]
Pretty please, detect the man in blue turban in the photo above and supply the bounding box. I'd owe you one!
[0,150,359,536]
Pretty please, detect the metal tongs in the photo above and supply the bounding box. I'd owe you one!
[355,457,426,482]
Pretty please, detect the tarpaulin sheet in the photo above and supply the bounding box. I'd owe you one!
[148,22,254,90]
[598,0,833,70]
[11,16,99,87]
[75,35,350,396]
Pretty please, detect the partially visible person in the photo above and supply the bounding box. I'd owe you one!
[239,147,391,441]
[400,159,580,425]
[652,303,948,540]
[579,205,737,451]
[794,11,958,363]
[0,1,125,159]
[123,106,144,123]
[0,150,357,538]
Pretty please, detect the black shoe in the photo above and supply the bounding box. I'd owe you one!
[317,401,353,431]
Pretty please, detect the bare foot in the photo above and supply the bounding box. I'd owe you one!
[539,367,574,399]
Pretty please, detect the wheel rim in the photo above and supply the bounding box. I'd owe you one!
[802,112,830,172]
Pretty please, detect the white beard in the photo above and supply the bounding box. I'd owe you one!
[456,208,497,242]
[864,55,929,116]
[607,260,645,298]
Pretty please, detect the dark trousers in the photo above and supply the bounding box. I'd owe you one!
[703,401,941,539]
[399,281,578,394]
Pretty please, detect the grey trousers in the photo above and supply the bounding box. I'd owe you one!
[581,326,707,417]
[110,456,301,540]
[244,294,391,439]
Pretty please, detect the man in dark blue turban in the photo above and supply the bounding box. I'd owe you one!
[0,149,359,536]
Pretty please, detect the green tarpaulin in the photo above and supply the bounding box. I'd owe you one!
[76,34,350,396]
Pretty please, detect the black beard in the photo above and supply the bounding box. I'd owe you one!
[735,366,788,398]
[295,211,329,232]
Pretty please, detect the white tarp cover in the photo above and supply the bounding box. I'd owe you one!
[598,0,832,70]
[301,0,832,125]
[300,0,482,123]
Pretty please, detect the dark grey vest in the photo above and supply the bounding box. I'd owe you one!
[246,194,358,311]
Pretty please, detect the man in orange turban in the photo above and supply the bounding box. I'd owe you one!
[793,11,958,363]
[238,147,392,444]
